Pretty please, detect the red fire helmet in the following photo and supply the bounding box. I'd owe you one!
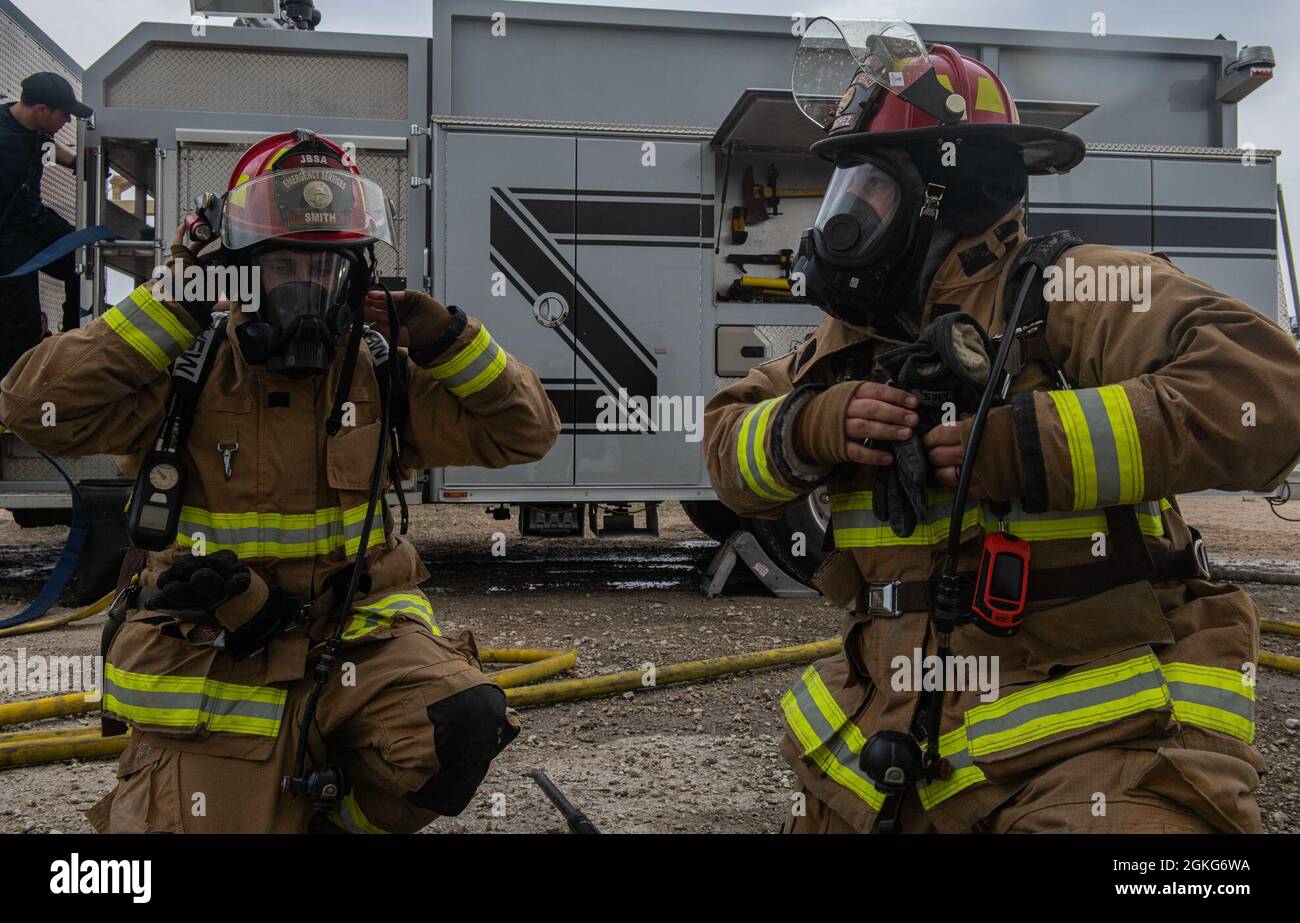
[220,129,395,253]
[793,18,1085,174]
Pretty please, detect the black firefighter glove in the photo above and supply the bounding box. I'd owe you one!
[145,551,301,660]
[871,312,993,537]
[146,550,252,615]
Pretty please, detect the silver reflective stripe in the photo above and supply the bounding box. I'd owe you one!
[1073,388,1123,507]
[788,673,878,791]
[1166,681,1254,722]
[966,669,1166,744]
[441,337,505,395]
[103,678,284,723]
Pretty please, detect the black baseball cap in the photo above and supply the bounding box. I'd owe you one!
[20,72,92,119]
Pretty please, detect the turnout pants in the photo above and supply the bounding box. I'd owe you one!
[783,746,1258,833]
[88,610,519,834]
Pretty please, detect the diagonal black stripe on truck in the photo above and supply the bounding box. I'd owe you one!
[491,189,658,409]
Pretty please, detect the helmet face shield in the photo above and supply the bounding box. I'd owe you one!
[222,168,395,252]
[793,18,931,130]
[811,159,903,265]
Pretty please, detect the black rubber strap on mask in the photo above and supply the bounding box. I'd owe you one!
[1012,391,1049,513]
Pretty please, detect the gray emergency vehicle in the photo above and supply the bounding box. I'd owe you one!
[0,0,1290,587]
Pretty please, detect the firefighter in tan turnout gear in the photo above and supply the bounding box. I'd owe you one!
[0,130,560,833]
[705,19,1300,833]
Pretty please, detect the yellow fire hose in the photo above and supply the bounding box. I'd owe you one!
[0,590,114,638]
[504,639,841,707]
[1261,619,1300,638]
[4,632,1299,770]
[0,691,101,726]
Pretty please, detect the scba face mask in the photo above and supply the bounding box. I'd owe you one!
[236,247,369,376]
[793,148,940,325]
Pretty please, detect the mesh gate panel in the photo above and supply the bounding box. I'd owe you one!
[106,45,408,120]
[177,143,406,280]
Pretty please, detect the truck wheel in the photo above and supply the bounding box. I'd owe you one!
[680,500,745,543]
[750,487,831,586]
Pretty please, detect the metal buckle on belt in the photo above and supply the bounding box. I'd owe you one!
[866,581,902,618]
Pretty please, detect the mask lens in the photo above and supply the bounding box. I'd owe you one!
[254,249,353,329]
[813,160,901,255]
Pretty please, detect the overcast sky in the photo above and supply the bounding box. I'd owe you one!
[13,0,1300,310]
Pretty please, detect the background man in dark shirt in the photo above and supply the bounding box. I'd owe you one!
[0,71,90,377]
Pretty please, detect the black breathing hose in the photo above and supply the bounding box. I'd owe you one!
[287,282,400,798]
[923,266,1039,769]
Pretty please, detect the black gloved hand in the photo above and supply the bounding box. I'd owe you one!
[220,587,304,662]
[871,313,993,537]
[146,549,251,613]
[873,435,931,538]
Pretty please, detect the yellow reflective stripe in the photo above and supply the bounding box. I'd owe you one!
[429,325,491,378]
[1047,385,1144,509]
[916,726,987,809]
[426,325,509,397]
[1099,383,1144,503]
[736,397,799,502]
[343,593,441,640]
[177,501,386,559]
[1162,662,1255,743]
[781,665,887,811]
[974,76,1006,114]
[830,490,981,547]
[103,663,285,737]
[453,344,507,397]
[330,793,389,834]
[104,284,197,372]
[965,653,1171,757]
[1047,389,1096,509]
[936,73,953,92]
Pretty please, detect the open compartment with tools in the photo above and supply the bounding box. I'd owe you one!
[711,89,832,307]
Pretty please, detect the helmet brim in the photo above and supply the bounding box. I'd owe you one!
[810,123,1086,175]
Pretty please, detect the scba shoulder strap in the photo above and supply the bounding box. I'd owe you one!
[998,230,1084,394]
[361,325,410,534]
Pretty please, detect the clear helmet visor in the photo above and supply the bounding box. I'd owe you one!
[812,160,902,255]
[792,17,931,130]
[252,248,357,331]
[222,168,395,252]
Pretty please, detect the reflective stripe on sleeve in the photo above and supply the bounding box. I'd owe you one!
[736,397,799,502]
[426,324,507,398]
[1046,384,1145,510]
[103,284,197,372]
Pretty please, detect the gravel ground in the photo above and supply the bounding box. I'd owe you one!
[0,495,1296,834]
